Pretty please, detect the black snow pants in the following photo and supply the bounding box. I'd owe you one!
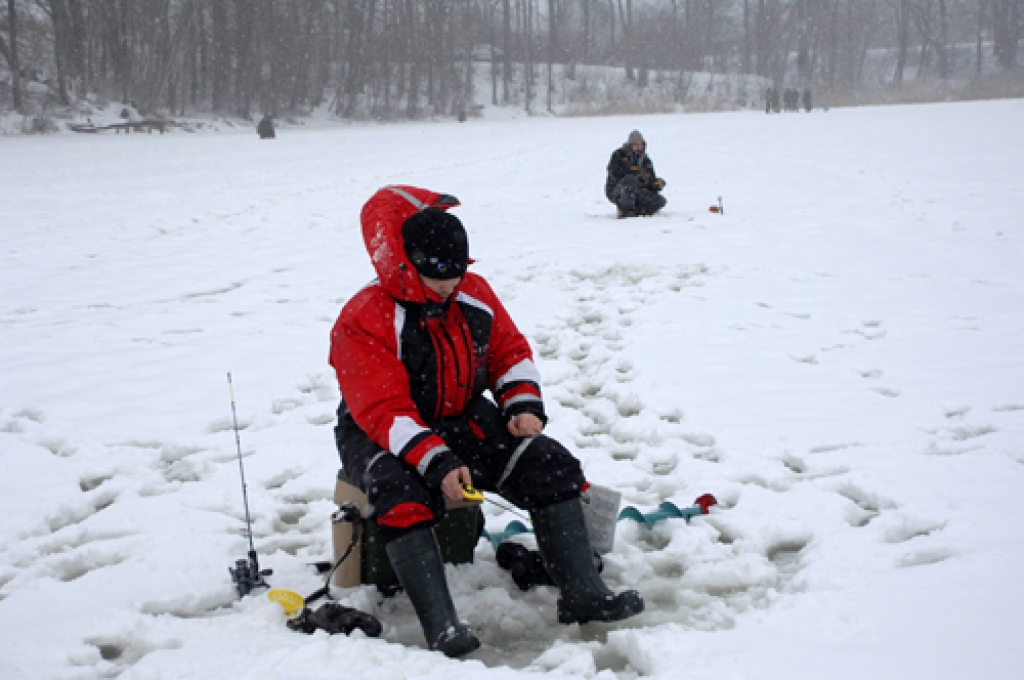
[335,395,586,544]
[609,174,666,217]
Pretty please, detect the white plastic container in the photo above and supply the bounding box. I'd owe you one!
[581,483,622,554]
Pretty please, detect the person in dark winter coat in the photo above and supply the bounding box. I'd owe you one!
[257,114,275,139]
[329,185,644,658]
[605,130,667,218]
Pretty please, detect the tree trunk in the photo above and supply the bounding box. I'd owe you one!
[50,0,71,105]
[4,0,22,111]
[233,0,256,119]
[993,0,1021,68]
[525,0,532,113]
[211,0,230,112]
[581,0,589,62]
[756,0,772,79]
[976,0,985,76]
[118,0,131,105]
[937,0,949,79]
[547,0,554,112]
[67,0,87,96]
[743,0,751,73]
[608,0,615,55]
[894,0,909,85]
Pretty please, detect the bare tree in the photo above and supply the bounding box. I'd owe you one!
[1,0,24,110]
[992,0,1021,68]
[894,0,910,85]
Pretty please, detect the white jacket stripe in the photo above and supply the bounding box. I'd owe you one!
[389,415,428,456]
[456,291,493,317]
[393,302,406,361]
[385,185,427,210]
[495,358,542,392]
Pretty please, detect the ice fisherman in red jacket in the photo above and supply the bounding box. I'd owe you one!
[329,185,643,657]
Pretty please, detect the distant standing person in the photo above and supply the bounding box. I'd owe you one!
[605,130,667,218]
[803,89,813,112]
[771,88,780,113]
[257,114,275,139]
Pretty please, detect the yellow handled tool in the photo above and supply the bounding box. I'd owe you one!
[461,484,484,502]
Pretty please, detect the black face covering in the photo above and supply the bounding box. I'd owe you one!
[402,209,469,280]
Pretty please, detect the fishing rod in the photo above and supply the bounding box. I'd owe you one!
[483,493,531,523]
[226,373,272,597]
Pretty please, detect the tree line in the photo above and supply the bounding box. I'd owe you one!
[1,0,1021,119]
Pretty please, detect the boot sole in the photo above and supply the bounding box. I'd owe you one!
[557,591,645,625]
[435,635,481,658]
[431,625,481,658]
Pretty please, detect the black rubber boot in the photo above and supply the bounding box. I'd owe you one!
[531,498,645,625]
[385,527,480,657]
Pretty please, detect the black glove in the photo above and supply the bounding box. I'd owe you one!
[495,542,603,591]
[287,603,383,637]
[421,446,465,492]
[496,542,554,591]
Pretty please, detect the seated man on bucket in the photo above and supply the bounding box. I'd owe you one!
[329,185,644,657]
[605,130,667,218]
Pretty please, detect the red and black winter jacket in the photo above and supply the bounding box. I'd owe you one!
[329,185,546,483]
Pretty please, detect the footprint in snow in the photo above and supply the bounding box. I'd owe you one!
[897,547,956,568]
[70,635,183,675]
[883,514,946,544]
[943,405,971,420]
[79,470,116,492]
[781,454,807,475]
[790,354,818,365]
[46,486,122,534]
[873,387,901,398]
[837,483,896,527]
[50,548,128,582]
[36,435,79,457]
[15,407,46,422]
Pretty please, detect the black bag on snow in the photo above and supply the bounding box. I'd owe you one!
[287,602,383,637]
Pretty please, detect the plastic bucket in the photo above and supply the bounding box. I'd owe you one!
[581,483,621,554]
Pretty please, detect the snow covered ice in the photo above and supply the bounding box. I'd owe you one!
[1,99,1023,679]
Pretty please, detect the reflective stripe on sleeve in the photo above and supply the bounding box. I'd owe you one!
[389,415,427,456]
[495,359,542,393]
[416,445,449,476]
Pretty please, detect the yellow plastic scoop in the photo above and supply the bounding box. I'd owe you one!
[268,589,305,615]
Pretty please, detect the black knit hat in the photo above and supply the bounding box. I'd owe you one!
[401,208,469,280]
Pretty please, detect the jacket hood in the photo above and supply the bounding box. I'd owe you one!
[360,185,462,303]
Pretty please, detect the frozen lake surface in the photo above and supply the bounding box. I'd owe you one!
[1,99,1023,679]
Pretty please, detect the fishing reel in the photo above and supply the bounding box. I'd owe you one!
[332,501,362,524]
[229,550,273,597]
